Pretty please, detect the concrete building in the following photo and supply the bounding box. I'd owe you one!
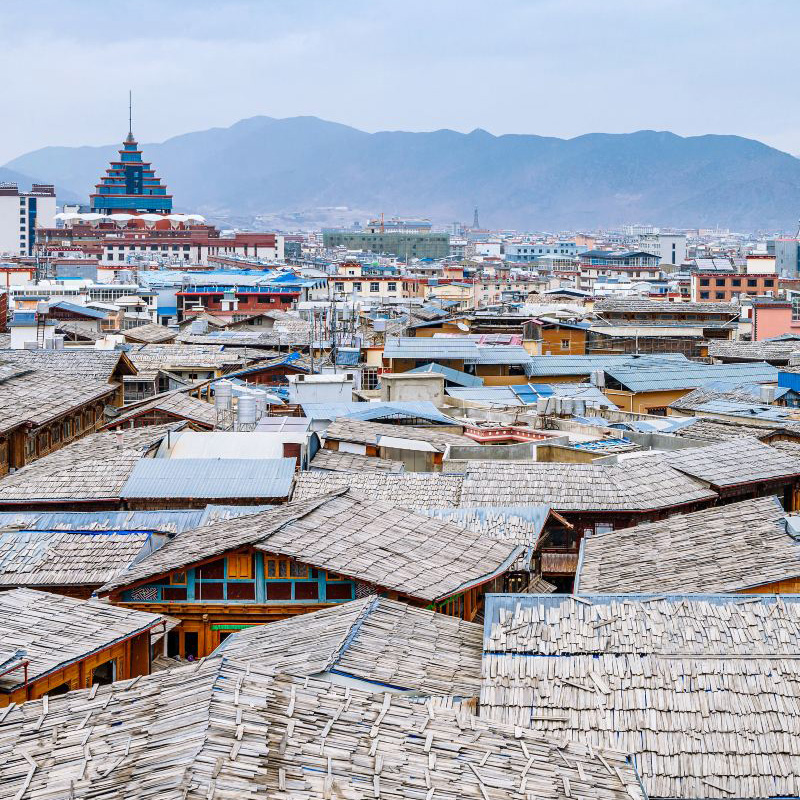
[773,238,800,276]
[0,182,56,256]
[637,233,687,267]
[322,229,450,260]
[504,242,580,263]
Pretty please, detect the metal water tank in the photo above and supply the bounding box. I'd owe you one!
[536,397,548,416]
[236,395,257,427]
[760,385,776,404]
[573,398,586,417]
[214,380,233,411]
[53,334,65,350]
[190,318,209,335]
[254,396,267,418]
[561,397,573,416]
[591,369,605,388]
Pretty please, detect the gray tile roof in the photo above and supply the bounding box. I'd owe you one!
[102,489,520,603]
[575,496,800,593]
[481,593,800,800]
[0,529,153,588]
[458,461,715,511]
[123,323,178,344]
[0,366,116,435]
[0,349,130,382]
[292,471,465,507]
[215,596,483,696]
[120,458,295,500]
[124,344,263,380]
[675,418,777,442]
[663,436,800,487]
[594,299,738,315]
[323,418,473,452]
[0,588,167,691]
[309,449,404,473]
[106,391,217,428]
[708,339,800,362]
[0,658,644,800]
[0,425,174,503]
[383,336,532,366]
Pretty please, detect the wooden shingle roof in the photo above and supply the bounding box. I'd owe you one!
[575,496,800,594]
[215,596,483,696]
[309,449,404,473]
[457,461,715,511]
[0,529,153,588]
[102,489,520,603]
[323,417,472,452]
[663,436,800,487]
[481,593,800,800]
[123,323,178,344]
[292,471,465,507]
[104,391,217,429]
[0,659,645,800]
[0,588,167,692]
[0,425,174,504]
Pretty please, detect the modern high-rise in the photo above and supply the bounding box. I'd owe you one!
[90,131,172,214]
[0,182,56,256]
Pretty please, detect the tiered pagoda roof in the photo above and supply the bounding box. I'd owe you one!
[89,131,172,214]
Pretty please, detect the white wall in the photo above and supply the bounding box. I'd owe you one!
[0,192,56,256]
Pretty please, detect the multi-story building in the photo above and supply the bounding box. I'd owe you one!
[504,242,580,263]
[691,271,778,302]
[0,182,56,256]
[322,226,450,260]
[637,233,687,267]
[90,132,172,214]
[772,238,800,277]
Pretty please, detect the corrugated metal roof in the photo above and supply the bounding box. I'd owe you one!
[404,362,484,387]
[605,361,778,393]
[120,458,295,499]
[524,353,688,377]
[0,506,269,533]
[300,401,457,425]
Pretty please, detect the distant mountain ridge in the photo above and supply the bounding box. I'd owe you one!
[5,116,800,230]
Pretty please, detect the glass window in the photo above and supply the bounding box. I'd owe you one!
[370,282,380,292]
[294,582,319,600]
[227,583,255,600]
[266,581,292,600]
[792,297,800,322]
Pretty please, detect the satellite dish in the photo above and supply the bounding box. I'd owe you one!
[456,322,470,331]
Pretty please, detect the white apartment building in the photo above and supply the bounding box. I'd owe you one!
[0,183,57,256]
[637,233,687,267]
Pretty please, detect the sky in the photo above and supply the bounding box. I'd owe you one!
[1,0,799,164]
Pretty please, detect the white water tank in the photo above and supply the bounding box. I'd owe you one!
[760,385,776,404]
[573,398,586,417]
[536,397,548,416]
[190,318,208,335]
[591,370,605,388]
[214,380,233,411]
[236,395,257,427]
[561,397,573,416]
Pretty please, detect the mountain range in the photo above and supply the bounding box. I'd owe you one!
[4,116,800,231]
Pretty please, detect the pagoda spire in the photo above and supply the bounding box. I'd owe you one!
[125,90,134,143]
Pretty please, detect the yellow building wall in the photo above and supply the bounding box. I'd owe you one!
[541,328,586,356]
[603,388,689,414]
[739,577,800,594]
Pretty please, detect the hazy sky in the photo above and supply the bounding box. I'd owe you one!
[2,0,799,163]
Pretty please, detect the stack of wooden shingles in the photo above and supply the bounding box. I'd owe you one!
[0,655,646,800]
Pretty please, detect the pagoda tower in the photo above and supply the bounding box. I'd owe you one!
[89,130,173,215]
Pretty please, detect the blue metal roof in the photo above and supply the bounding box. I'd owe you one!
[49,301,107,319]
[120,459,295,499]
[300,401,458,425]
[335,347,360,366]
[605,361,778,393]
[404,362,484,387]
[525,354,689,377]
[0,506,269,533]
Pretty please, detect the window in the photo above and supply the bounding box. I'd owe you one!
[334,282,344,292]
[325,583,354,601]
[227,553,253,580]
[561,339,570,350]
[747,279,757,287]
[294,582,319,600]
[198,558,224,579]
[731,278,741,287]
[266,558,289,578]
[715,278,725,287]
[227,582,255,600]
[715,292,725,299]
[700,291,710,299]
[387,282,397,292]
[370,282,380,292]
[91,660,117,686]
[792,297,800,322]
[699,278,710,286]
[764,279,775,287]
[353,282,362,291]
[162,586,187,601]
[266,581,292,600]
